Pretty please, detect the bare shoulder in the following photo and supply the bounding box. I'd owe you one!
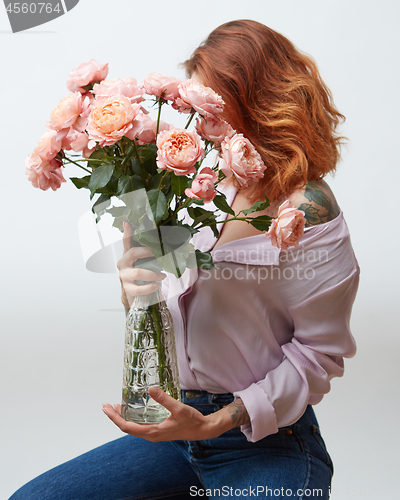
[287,180,341,227]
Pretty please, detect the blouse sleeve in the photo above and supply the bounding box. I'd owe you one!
[234,259,359,443]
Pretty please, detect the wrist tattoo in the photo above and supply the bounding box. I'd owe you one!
[226,398,249,427]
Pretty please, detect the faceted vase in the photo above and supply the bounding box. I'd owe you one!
[121,287,180,424]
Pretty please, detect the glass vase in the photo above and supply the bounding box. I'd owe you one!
[121,286,180,424]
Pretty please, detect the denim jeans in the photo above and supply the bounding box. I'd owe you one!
[9,391,333,500]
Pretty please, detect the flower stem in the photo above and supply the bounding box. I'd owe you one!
[63,157,91,174]
[185,113,195,130]
[158,171,169,190]
[156,98,163,136]
[132,140,142,165]
[121,143,137,170]
[150,305,167,387]
[160,198,191,226]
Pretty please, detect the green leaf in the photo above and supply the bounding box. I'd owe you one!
[241,196,270,216]
[187,206,217,227]
[187,206,213,219]
[70,175,91,189]
[88,163,115,198]
[133,256,163,273]
[142,156,158,176]
[86,148,106,169]
[171,173,188,196]
[135,228,163,256]
[213,193,235,216]
[92,194,111,222]
[195,250,216,270]
[209,223,220,238]
[141,144,158,160]
[147,172,163,191]
[112,216,126,232]
[88,148,106,161]
[248,215,273,231]
[121,144,137,168]
[159,225,192,250]
[147,189,168,224]
[180,224,199,237]
[168,244,194,276]
[117,175,145,195]
[106,206,130,218]
[130,157,142,176]
[113,167,123,180]
[140,145,158,176]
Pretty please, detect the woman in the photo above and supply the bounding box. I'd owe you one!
[10,20,359,500]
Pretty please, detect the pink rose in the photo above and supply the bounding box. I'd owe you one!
[86,95,141,146]
[48,92,84,131]
[25,150,66,191]
[174,79,224,118]
[25,152,62,179]
[61,128,96,154]
[156,128,205,176]
[73,93,95,133]
[266,200,306,250]
[25,163,66,191]
[195,117,234,145]
[218,133,266,187]
[142,73,181,101]
[185,167,218,203]
[29,129,62,166]
[135,113,172,145]
[67,60,109,93]
[92,78,145,104]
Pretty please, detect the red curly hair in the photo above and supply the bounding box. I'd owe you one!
[183,20,345,203]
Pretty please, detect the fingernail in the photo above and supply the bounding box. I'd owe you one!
[102,404,109,413]
[148,387,159,397]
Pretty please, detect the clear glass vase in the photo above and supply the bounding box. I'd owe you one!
[121,286,180,424]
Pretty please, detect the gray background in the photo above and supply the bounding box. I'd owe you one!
[1,0,399,498]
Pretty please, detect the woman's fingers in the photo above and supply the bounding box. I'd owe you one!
[147,387,186,415]
[120,267,166,283]
[117,246,156,270]
[123,280,162,298]
[102,389,209,442]
[119,223,166,304]
[122,221,133,254]
[102,404,144,435]
[102,403,164,441]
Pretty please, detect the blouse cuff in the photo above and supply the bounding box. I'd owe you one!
[233,383,278,442]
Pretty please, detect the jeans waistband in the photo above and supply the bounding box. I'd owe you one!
[180,389,234,407]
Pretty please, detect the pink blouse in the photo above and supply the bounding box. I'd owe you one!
[162,183,359,442]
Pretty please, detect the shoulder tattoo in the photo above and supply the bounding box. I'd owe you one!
[296,180,340,227]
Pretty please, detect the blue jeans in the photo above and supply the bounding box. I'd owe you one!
[9,391,333,499]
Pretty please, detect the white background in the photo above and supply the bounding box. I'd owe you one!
[1,0,399,498]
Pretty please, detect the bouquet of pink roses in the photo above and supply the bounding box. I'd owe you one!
[25,60,306,423]
[25,59,281,277]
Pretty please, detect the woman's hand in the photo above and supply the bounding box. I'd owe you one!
[117,221,166,313]
[102,387,250,442]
